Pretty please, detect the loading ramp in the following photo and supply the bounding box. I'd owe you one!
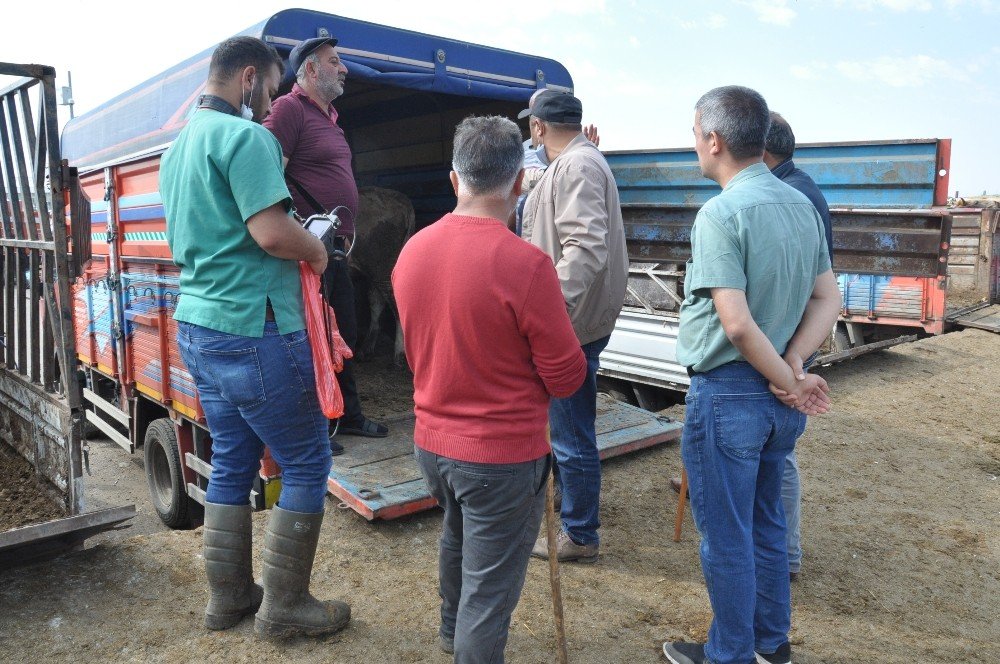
[948,302,1000,334]
[327,395,683,520]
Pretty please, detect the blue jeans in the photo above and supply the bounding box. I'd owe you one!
[681,361,806,664]
[779,351,821,573]
[415,447,549,664]
[549,335,609,546]
[177,321,332,513]
[782,451,802,573]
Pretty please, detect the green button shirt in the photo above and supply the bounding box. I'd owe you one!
[161,110,304,336]
[677,162,832,373]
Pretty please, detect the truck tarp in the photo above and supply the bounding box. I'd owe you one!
[61,9,573,171]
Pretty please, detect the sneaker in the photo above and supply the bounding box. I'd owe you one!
[439,634,454,654]
[789,570,799,583]
[530,529,598,563]
[662,641,707,664]
[755,642,792,664]
[329,434,345,457]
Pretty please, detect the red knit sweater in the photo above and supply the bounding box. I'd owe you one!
[392,213,587,463]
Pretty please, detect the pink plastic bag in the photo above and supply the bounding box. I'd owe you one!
[300,262,354,419]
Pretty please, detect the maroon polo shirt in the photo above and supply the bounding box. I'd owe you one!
[263,83,358,235]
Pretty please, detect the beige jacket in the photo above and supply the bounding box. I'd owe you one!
[522,133,628,346]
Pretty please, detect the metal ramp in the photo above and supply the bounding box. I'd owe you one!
[327,395,683,520]
[0,506,135,569]
[948,302,1000,334]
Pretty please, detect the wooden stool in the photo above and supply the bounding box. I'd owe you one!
[673,468,688,542]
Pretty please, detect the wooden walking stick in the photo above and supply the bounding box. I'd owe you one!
[673,468,688,543]
[544,429,569,663]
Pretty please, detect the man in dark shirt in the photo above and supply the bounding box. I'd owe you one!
[264,37,388,453]
[763,112,833,259]
[763,111,834,583]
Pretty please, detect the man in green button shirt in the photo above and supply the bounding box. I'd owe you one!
[662,86,842,664]
[160,36,349,641]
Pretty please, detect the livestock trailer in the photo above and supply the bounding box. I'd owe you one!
[61,9,681,526]
[597,139,969,405]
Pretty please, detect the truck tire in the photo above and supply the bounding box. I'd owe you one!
[597,376,639,406]
[144,418,192,529]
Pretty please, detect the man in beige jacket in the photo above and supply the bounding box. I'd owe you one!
[522,91,628,563]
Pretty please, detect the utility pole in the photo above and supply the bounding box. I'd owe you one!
[60,71,75,119]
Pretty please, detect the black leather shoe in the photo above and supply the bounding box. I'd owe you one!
[338,417,388,438]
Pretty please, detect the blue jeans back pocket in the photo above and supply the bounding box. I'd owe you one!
[711,392,773,459]
[199,346,266,409]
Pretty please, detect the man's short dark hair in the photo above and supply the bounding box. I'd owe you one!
[537,119,583,133]
[695,85,770,160]
[765,112,795,160]
[209,36,284,82]
[452,116,523,197]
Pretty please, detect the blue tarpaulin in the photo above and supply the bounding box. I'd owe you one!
[61,9,573,171]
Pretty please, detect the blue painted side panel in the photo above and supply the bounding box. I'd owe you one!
[606,140,944,210]
[838,274,924,320]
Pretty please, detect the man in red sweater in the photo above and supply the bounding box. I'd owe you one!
[393,115,587,663]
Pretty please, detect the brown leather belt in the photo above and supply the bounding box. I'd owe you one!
[265,304,276,321]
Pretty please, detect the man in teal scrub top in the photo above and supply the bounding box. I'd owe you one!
[161,36,350,641]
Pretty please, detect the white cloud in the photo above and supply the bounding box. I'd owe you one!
[788,55,967,87]
[706,13,729,29]
[738,0,796,25]
[629,35,641,48]
[840,0,931,9]
[834,55,963,87]
[674,13,728,30]
[871,0,932,10]
[944,0,997,9]
[532,0,606,16]
[789,64,824,80]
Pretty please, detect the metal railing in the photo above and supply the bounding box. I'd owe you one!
[0,62,85,515]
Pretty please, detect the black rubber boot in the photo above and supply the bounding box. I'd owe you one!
[203,502,264,630]
[254,506,351,639]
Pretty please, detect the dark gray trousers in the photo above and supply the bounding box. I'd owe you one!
[322,250,362,423]
[415,446,549,664]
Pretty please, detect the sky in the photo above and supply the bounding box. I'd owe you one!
[2,0,998,195]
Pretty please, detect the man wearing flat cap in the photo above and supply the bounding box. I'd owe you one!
[264,36,389,453]
[521,91,628,564]
[513,91,599,235]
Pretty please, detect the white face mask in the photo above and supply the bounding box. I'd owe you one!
[240,76,255,121]
[533,143,549,166]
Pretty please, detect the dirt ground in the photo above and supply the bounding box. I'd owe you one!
[354,353,416,422]
[1,329,998,663]
[0,443,65,531]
